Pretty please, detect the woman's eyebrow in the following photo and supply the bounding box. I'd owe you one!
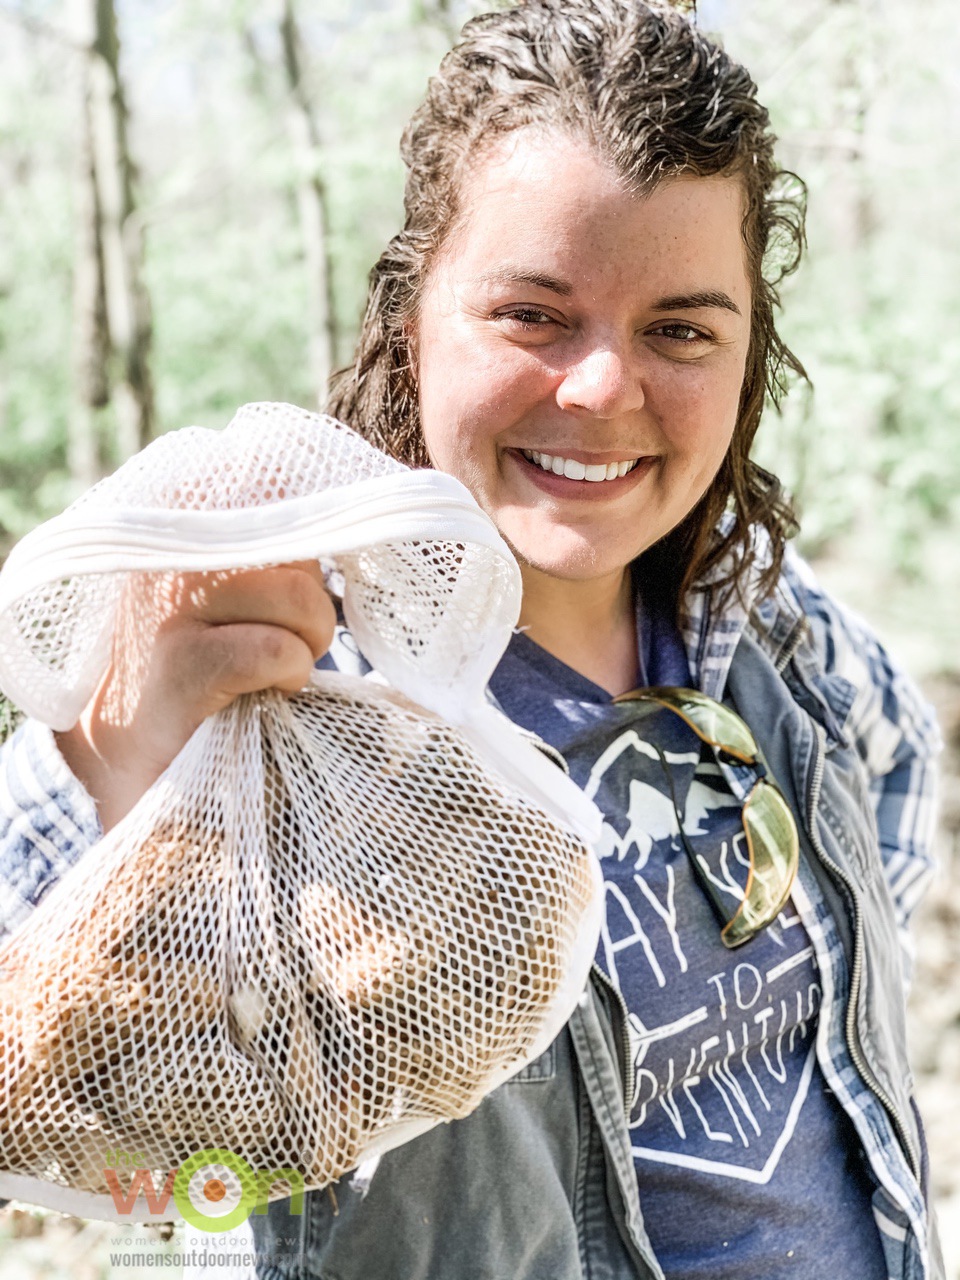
[652,290,742,315]
[473,273,741,316]
[473,268,574,296]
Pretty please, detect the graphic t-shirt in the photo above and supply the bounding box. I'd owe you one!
[487,599,887,1280]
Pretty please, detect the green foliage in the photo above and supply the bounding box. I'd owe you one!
[0,15,75,547]
[0,692,23,745]
[723,0,960,579]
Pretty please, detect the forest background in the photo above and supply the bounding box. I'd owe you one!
[0,0,958,1275]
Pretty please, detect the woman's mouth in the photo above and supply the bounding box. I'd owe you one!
[520,449,641,482]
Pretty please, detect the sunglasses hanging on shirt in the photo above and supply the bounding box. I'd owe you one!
[611,686,800,949]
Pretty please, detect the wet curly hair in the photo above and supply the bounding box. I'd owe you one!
[328,0,806,613]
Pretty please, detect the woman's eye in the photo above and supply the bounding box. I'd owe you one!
[496,307,556,328]
[652,322,710,344]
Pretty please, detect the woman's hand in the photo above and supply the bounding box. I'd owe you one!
[56,561,336,833]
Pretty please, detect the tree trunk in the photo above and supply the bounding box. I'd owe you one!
[76,0,155,461]
[279,0,338,405]
[823,0,880,561]
[824,0,874,293]
[69,43,109,490]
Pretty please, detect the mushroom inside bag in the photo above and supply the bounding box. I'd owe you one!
[0,403,603,1222]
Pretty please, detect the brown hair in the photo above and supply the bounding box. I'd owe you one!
[328,0,806,613]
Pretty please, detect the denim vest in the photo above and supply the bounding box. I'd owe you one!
[249,629,941,1280]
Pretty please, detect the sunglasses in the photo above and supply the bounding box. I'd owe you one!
[610,686,799,949]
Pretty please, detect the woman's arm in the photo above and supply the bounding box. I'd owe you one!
[0,719,102,946]
[780,545,942,977]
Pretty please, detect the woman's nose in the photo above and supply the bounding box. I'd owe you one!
[555,342,645,418]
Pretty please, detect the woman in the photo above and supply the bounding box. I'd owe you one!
[0,1,944,1277]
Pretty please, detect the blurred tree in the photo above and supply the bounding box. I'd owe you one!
[71,0,155,462]
[72,0,154,465]
[278,0,338,404]
[70,12,110,489]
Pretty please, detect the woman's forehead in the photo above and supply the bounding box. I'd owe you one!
[435,132,750,304]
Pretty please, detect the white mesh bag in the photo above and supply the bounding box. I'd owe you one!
[0,402,603,1223]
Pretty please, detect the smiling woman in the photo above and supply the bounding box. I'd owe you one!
[0,2,945,1279]
[418,158,749,675]
[320,4,943,1278]
[330,3,806,616]
[413,157,753,691]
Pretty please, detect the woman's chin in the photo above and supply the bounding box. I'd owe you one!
[504,532,636,584]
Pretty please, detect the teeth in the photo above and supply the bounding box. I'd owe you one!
[522,450,640,482]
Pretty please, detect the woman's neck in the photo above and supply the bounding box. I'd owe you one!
[517,564,640,696]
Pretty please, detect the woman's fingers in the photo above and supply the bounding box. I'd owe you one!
[161,562,337,661]
[163,562,338,709]
[167,621,321,707]
[57,560,339,832]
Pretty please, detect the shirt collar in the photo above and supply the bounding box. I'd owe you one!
[680,518,803,702]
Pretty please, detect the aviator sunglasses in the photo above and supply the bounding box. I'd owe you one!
[610,686,800,949]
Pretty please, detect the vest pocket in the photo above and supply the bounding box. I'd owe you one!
[506,1039,558,1082]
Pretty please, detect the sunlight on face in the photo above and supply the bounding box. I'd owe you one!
[413,130,752,586]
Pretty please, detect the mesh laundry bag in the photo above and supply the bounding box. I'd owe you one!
[0,403,603,1223]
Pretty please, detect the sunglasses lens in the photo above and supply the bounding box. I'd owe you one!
[643,688,759,763]
[721,782,800,948]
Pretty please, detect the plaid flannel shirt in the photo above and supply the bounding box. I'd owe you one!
[0,542,943,1278]
[682,540,942,1280]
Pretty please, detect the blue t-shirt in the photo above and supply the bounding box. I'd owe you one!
[487,593,887,1280]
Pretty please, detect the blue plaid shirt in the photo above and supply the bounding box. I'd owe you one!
[0,540,942,1277]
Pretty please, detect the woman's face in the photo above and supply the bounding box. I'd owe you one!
[413,131,753,584]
